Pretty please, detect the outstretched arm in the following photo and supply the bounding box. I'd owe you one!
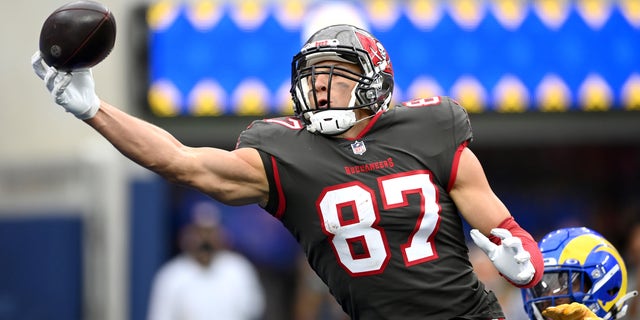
[32,52,268,206]
[88,102,268,206]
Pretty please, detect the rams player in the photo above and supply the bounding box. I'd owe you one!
[523,227,638,320]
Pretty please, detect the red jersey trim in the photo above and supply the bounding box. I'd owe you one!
[447,141,469,192]
[270,155,286,219]
[489,216,544,288]
[350,111,384,141]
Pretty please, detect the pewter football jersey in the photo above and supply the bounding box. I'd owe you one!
[236,96,504,320]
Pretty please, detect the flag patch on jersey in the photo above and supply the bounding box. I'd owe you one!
[351,140,367,155]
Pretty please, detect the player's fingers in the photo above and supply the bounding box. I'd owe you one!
[44,66,60,92]
[552,303,589,320]
[514,250,531,263]
[489,228,512,240]
[53,73,73,99]
[470,229,496,255]
[501,236,530,262]
[516,264,535,281]
[542,304,573,320]
[501,234,521,247]
[541,306,558,316]
[512,242,531,263]
[31,51,48,80]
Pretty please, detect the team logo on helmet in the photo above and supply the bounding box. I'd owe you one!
[301,39,340,52]
[354,31,393,76]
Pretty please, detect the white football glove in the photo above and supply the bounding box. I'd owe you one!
[31,51,100,120]
[470,228,535,285]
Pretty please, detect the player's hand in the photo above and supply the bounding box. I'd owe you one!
[542,302,602,320]
[31,51,100,120]
[470,228,535,285]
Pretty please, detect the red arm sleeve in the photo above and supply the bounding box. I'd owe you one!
[488,216,544,288]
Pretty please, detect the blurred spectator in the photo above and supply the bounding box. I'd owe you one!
[219,201,301,320]
[147,201,265,320]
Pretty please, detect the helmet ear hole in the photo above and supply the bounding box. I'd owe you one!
[366,89,375,99]
[607,286,620,296]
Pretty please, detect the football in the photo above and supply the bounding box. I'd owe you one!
[39,0,116,71]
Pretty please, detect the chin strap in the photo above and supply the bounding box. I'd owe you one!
[608,290,638,319]
[307,110,378,135]
[307,110,357,135]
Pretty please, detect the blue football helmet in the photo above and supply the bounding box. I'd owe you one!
[522,227,637,319]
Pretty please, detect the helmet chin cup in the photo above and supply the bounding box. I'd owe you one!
[307,110,356,135]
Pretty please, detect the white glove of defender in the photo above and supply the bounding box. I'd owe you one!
[470,228,535,285]
[31,51,100,120]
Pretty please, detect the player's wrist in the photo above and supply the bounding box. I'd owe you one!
[74,99,100,120]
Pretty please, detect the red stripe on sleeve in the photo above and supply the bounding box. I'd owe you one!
[270,156,286,219]
[447,141,469,192]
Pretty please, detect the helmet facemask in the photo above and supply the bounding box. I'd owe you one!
[290,25,394,135]
[523,269,592,319]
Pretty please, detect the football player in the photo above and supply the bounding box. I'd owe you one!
[522,227,638,320]
[32,24,544,319]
